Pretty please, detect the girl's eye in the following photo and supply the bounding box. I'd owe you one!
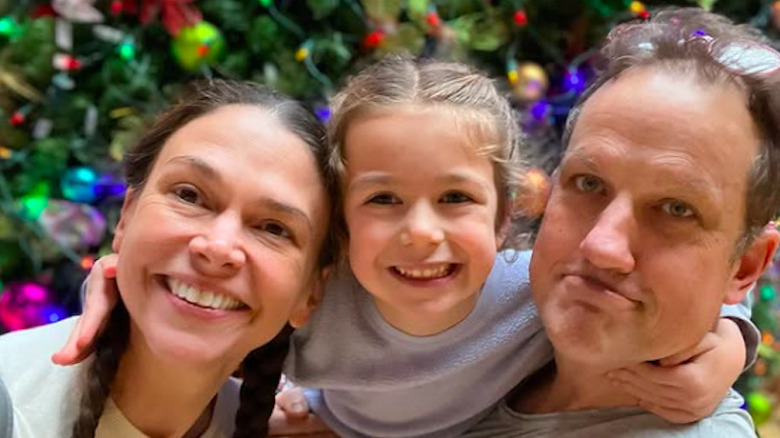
[661,200,695,219]
[440,192,472,203]
[367,193,399,205]
[573,175,605,194]
[174,186,202,205]
[257,221,292,239]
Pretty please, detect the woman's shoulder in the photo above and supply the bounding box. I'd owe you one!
[0,317,79,371]
[0,317,86,438]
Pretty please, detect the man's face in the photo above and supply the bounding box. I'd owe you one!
[530,67,761,368]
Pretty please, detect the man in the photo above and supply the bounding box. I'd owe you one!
[465,7,780,437]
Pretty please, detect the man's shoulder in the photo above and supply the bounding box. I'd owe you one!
[464,390,756,438]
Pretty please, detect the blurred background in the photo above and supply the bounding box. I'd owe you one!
[0,0,779,433]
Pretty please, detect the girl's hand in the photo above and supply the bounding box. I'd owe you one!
[607,317,745,423]
[275,386,311,419]
[51,254,120,365]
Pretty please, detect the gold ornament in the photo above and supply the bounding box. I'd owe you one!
[511,62,549,102]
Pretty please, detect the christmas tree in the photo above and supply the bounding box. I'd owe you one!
[1,0,780,428]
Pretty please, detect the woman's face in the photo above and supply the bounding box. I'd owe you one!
[112,104,330,367]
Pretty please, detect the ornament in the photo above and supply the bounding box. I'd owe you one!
[9,111,25,126]
[511,62,549,102]
[629,1,649,19]
[760,284,776,302]
[363,30,385,49]
[513,10,528,27]
[0,146,11,160]
[19,182,51,221]
[171,21,226,71]
[0,17,20,38]
[111,0,124,15]
[53,53,83,71]
[258,0,272,7]
[52,0,104,23]
[772,2,780,31]
[38,199,107,251]
[426,10,441,29]
[0,282,67,331]
[513,168,551,218]
[746,392,772,426]
[295,44,310,62]
[80,255,96,270]
[61,166,100,203]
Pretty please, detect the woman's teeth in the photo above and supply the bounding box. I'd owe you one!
[395,264,453,279]
[167,278,244,310]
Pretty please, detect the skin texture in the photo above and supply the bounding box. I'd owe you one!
[108,104,330,436]
[343,107,503,336]
[520,66,778,414]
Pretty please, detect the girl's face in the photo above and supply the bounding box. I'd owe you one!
[112,105,329,367]
[342,106,503,336]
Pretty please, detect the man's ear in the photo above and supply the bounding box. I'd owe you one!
[725,226,780,304]
[289,266,332,329]
[112,188,138,253]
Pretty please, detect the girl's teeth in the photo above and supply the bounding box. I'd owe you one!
[167,278,243,311]
[396,265,451,279]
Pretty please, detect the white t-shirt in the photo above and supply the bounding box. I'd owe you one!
[0,317,241,438]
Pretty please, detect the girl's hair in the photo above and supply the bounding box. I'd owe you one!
[328,56,530,251]
[71,80,337,438]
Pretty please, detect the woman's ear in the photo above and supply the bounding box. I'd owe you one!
[288,267,332,329]
[112,188,138,253]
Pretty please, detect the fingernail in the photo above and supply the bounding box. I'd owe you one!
[290,401,307,414]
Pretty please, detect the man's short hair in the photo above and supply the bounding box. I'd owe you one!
[561,7,780,253]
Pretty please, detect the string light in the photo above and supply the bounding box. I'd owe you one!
[514,10,528,27]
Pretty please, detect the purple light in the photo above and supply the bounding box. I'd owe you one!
[565,69,586,93]
[530,101,550,120]
[692,29,707,37]
[315,107,331,123]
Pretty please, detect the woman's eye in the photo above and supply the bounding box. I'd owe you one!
[573,175,604,194]
[440,192,472,204]
[661,200,695,219]
[174,186,202,205]
[367,193,399,205]
[258,222,292,239]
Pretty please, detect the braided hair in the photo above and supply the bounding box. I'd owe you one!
[70,79,337,438]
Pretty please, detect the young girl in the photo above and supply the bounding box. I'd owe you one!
[61,59,756,438]
[0,80,336,438]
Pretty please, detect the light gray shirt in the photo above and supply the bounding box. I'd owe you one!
[463,389,755,438]
[285,251,554,438]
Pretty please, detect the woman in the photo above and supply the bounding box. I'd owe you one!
[0,79,336,438]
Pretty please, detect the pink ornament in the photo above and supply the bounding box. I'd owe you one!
[0,282,67,331]
[37,199,107,251]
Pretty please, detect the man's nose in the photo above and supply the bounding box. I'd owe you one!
[579,195,636,273]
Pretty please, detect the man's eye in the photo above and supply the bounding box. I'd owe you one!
[440,192,472,204]
[573,175,604,194]
[367,193,399,205]
[174,186,202,205]
[661,200,695,219]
